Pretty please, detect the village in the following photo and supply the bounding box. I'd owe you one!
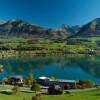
[0,60,99,100]
[0,74,97,94]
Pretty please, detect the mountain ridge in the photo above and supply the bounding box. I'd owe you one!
[77,18,100,37]
[0,19,72,39]
[0,18,100,39]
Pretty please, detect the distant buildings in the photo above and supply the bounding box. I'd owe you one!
[37,76,76,89]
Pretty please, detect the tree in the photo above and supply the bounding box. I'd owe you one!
[12,86,19,94]
[28,74,34,84]
[31,94,41,100]
[78,80,93,88]
[31,83,41,93]
[25,74,35,87]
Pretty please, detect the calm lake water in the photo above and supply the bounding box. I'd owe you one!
[0,55,100,83]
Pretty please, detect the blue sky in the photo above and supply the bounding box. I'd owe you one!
[0,0,100,28]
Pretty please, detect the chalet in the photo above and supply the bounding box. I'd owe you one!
[37,77,76,89]
[8,75,23,86]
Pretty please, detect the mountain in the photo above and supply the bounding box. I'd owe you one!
[77,18,100,37]
[0,20,6,25]
[0,19,70,39]
[0,19,46,38]
[70,25,81,34]
[61,24,80,35]
[46,28,70,39]
[0,18,100,39]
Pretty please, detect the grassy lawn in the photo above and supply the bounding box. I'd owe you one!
[0,36,99,54]
[72,37,100,44]
[0,91,33,100]
[43,90,100,100]
[0,87,100,100]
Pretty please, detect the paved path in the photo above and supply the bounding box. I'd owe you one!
[0,85,30,91]
[0,85,97,93]
[65,88,96,93]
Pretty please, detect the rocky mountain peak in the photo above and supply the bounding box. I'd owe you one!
[77,18,100,37]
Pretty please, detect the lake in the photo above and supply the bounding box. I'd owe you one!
[0,55,100,84]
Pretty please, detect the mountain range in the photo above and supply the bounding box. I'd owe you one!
[0,18,100,39]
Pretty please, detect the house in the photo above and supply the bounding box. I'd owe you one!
[37,76,76,89]
[8,75,24,86]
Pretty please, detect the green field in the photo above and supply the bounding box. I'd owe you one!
[71,37,100,44]
[0,36,99,55]
[0,87,100,100]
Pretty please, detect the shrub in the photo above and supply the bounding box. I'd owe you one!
[32,94,41,100]
[12,86,19,94]
[31,83,41,93]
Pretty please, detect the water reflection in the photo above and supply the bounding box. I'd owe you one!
[0,55,100,83]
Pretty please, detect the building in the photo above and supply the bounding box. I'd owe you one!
[8,75,24,86]
[37,76,76,89]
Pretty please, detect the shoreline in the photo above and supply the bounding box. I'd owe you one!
[0,50,100,59]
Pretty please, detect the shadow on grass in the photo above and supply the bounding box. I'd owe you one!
[20,91,34,93]
[94,93,100,96]
[0,91,13,95]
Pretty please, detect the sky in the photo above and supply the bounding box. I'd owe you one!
[0,0,100,28]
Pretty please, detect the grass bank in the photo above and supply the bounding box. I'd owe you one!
[0,86,100,100]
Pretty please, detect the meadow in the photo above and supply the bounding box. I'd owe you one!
[0,88,100,100]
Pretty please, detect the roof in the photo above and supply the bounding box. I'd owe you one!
[57,79,76,83]
[9,75,23,79]
[38,76,76,83]
[39,76,49,80]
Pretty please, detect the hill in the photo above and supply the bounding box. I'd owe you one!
[76,18,100,37]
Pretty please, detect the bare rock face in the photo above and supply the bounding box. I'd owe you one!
[77,18,100,37]
[0,19,70,39]
[0,19,46,38]
[0,18,100,39]
[61,24,81,35]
